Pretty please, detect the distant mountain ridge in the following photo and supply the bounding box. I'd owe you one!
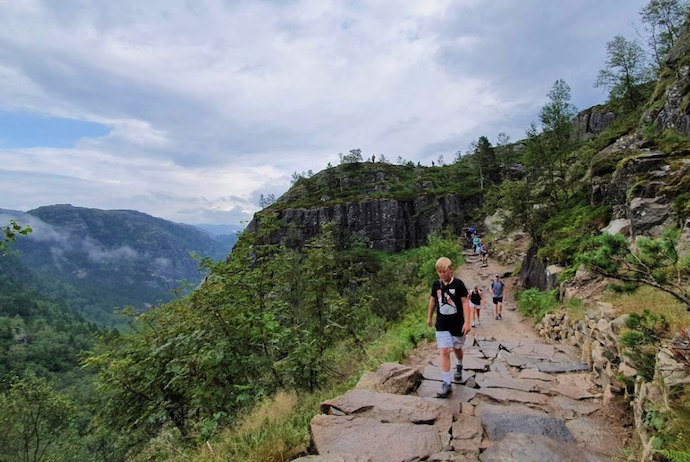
[2,204,230,324]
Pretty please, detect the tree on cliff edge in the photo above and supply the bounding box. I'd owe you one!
[596,35,653,110]
[579,230,690,310]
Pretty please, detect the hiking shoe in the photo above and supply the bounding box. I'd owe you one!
[436,382,453,398]
[495,315,499,320]
[471,322,475,327]
[454,368,463,381]
[498,314,503,320]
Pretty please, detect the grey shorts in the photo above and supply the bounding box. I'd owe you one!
[435,331,466,349]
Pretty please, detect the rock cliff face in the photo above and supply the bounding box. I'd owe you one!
[521,24,690,291]
[249,194,481,252]
[642,21,690,137]
[575,105,616,138]
[248,162,483,252]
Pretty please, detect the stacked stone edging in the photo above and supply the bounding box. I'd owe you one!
[535,304,690,461]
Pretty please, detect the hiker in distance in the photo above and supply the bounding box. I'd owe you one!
[427,257,471,398]
[469,285,484,327]
[490,273,506,320]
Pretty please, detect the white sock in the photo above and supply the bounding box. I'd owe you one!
[442,371,451,384]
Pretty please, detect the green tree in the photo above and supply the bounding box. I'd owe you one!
[596,35,653,110]
[491,179,552,239]
[639,0,689,69]
[339,148,363,164]
[1,220,32,255]
[466,136,497,191]
[495,132,512,179]
[578,230,690,309]
[539,79,578,200]
[0,375,77,462]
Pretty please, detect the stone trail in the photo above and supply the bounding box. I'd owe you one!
[292,250,629,461]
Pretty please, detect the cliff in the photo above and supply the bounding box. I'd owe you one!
[248,162,483,252]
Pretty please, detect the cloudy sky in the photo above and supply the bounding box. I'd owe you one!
[0,0,649,227]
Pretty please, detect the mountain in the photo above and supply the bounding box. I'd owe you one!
[2,204,229,324]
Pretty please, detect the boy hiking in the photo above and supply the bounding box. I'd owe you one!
[490,274,506,320]
[427,257,471,398]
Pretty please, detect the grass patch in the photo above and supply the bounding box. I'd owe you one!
[601,285,690,333]
[564,297,588,321]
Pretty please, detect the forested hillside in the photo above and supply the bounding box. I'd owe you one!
[3,204,230,324]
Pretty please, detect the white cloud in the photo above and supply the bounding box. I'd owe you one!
[0,0,650,224]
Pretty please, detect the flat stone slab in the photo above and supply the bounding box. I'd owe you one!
[544,374,596,400]
[548,396,601,420]
[311,415,443,462]
[511,343,556,358]
[475,402,548,418]
[320,388,452,434]
[474,371,541,392]
[417,381,479,404]
[555,344,581,357]
[429,355,490,371]
[517,369,554,381]
[463,355,491,372]
[423,366,476,385]
[474,387,549,406]
[567,417,626,456]
[476,340,501,359]
[480,412,576,443]
[292,456,348,462]
[452,415,483,440]
[479,432,606,462]
[537,362,590,373]
[501,353,543,368]
[428,451,475,461]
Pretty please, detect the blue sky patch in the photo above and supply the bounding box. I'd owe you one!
[0,111,110,148]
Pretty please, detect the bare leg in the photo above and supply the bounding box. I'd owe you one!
[439,348,451,373]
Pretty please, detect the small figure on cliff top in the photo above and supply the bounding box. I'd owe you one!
[427,257,471,398]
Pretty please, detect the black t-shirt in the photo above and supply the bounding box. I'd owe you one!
[470,289,482,305]
[430,278,468,336]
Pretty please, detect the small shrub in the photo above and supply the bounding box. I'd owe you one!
[619,310,670,381]
[608,282,640,294]
[516,289,558,322]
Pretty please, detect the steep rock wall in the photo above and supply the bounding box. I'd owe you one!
[248,194,481,252]
[575,105,616,138]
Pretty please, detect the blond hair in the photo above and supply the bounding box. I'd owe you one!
[435,257,452,272]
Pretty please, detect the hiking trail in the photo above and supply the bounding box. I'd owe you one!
[297,250,632,462]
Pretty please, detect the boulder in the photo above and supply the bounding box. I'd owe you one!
[355,362,422,394]
[629,197,673,236]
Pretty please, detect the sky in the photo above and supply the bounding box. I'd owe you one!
[0,0,650,227]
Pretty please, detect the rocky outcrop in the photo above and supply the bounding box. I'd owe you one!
[589,140,681,237]
[642,20,690,137]
[249,194,480,252]
[575,106,616,139]
[519,244,548,290]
